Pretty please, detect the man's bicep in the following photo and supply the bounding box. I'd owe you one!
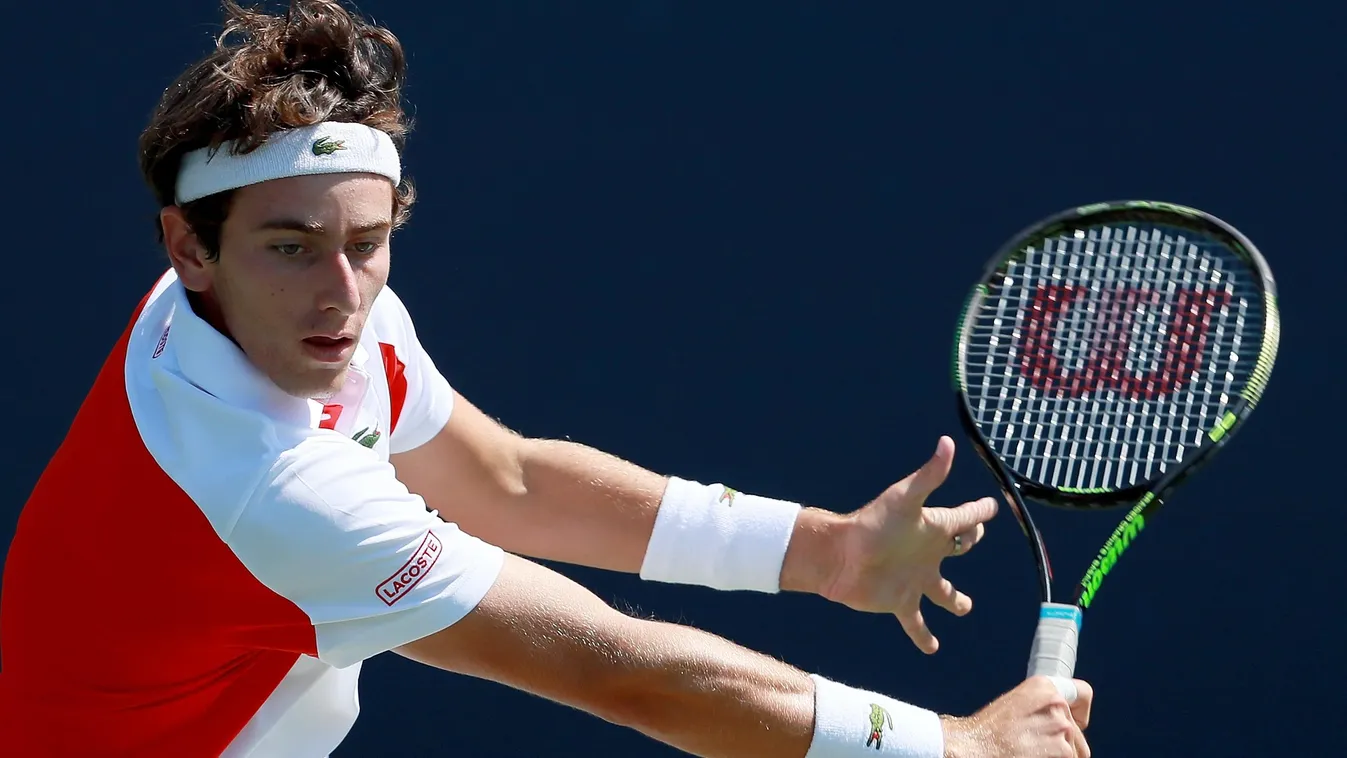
[394,552,641,718]
[390,390,528,519]
[228,438,506,669]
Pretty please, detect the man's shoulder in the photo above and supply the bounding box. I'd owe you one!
[129,379,323,539]
[133,384,383,542]
[257,434,407,517]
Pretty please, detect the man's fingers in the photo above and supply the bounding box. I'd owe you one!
[949,522,985,557]
[1068,725,1091,758]
[926,577,973,616]
[941,497,998,535]
[896,609,939,655]
[1065,679,1093,757]
[1069,679,1093,730]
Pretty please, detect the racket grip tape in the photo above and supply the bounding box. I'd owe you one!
[1026,603,1082,682]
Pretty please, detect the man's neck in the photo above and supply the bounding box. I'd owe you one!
[185,288,239,349]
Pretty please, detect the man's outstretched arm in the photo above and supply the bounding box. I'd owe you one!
[396,553,818,756]
[395,552,1093,758]
[391,391,823,583]
[393,392,1000,654]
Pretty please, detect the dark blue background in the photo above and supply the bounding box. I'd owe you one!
[4,2,1343,755]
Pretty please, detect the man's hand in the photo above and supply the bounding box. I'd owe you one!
[942,676,1094,758]
[815,435,999,654]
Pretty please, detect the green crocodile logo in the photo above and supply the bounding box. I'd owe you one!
[312,137,346,156]
[866,704,893,750]
[352,426,381,449]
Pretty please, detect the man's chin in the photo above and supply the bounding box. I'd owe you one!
[275,363,352,402]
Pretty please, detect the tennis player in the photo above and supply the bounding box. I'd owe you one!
[0,2,1092,756]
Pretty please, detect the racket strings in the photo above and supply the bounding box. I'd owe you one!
[964,224,1263,491]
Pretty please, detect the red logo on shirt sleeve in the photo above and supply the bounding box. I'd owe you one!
[378,342,407,436]
[376,532,442,606]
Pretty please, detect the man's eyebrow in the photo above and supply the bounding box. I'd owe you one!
[254,219,392,234]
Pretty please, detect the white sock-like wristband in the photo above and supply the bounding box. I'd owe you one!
[638,476,801,593]
[805,675,944,758]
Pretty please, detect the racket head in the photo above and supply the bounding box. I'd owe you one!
[952,200,1280,512]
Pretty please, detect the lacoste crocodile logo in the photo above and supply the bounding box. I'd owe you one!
[312,136,346,156]
[352,426,381,449]
[866,704,893,749]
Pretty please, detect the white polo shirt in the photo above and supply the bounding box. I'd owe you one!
[0,270,505,756]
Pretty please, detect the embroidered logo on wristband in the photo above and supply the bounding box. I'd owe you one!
[639,477,801,593]
[867,704,894,749]
[805,674,944,757]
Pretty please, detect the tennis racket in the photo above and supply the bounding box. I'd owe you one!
[950,199,1280,688]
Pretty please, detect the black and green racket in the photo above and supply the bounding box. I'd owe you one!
[951,200,1280,688]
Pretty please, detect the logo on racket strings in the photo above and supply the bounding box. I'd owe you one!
[1018,285,1230,400]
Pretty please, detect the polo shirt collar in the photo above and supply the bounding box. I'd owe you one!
[166,279,370,429]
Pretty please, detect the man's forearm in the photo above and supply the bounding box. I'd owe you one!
[618,625,949,758]
[399,553,945,758]
[511,438,843,594]
[507,437,667,572]
[612,614,819,756]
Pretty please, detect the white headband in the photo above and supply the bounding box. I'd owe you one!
[174,122,402,204]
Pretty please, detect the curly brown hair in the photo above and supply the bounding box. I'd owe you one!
[139,0,416,260]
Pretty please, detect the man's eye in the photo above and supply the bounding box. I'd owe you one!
[273,243,304,256]
[352,241,378,254]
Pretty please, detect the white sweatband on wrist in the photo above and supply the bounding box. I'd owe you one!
[638,476,801,593]
[174,121,402,204]
[806,675,944,758]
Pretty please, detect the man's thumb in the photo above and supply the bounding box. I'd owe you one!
[899,436,956,503]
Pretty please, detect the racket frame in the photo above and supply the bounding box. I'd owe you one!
[950,199,1280,680]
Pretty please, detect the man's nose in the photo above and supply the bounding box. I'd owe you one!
[316,251,361,316]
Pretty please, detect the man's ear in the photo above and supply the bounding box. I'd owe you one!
[161,206,213,292]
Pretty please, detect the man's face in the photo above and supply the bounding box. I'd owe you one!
[186,173,394,399]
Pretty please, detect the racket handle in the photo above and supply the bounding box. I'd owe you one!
[1026,603,1082,681]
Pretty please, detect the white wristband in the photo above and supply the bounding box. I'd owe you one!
[638,476,801,593]
[805,675,944,758]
